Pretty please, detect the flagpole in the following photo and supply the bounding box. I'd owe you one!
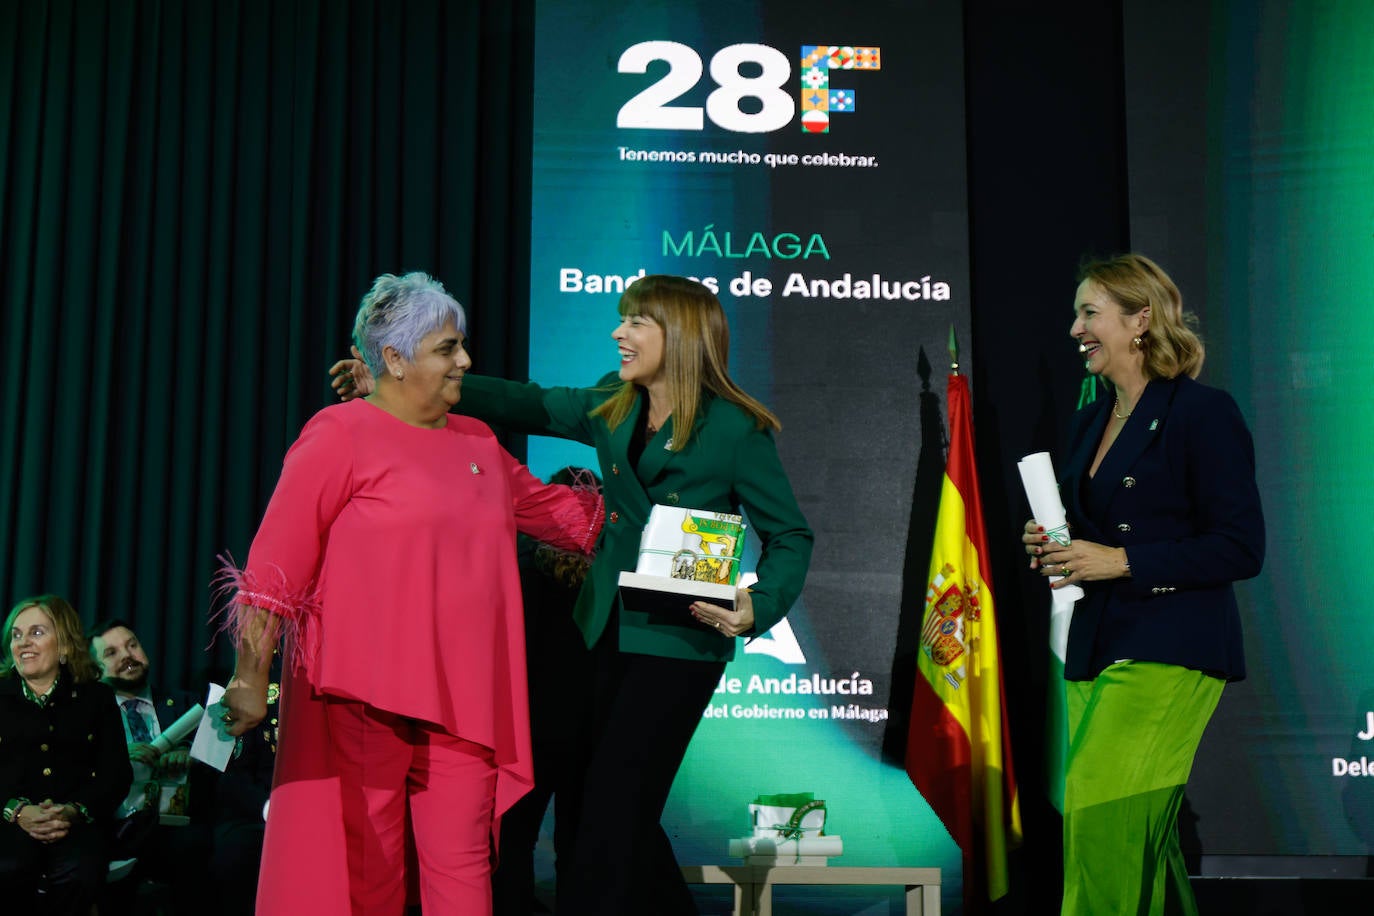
[906,337,1023,906]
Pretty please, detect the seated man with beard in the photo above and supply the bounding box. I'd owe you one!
[88,619,209,915]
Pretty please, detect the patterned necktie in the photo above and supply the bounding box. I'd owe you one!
[122,698,153,743]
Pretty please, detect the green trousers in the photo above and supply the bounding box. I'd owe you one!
[1062,661,1224,916]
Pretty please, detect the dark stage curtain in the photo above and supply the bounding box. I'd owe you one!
[0,0,534,688]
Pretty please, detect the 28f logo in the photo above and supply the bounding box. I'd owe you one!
[617,42,881,135]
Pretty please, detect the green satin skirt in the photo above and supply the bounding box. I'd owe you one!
[1061,661,1224,916]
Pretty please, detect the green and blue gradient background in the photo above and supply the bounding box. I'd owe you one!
[1181,0,1374,857]
[1121,0,1374,862]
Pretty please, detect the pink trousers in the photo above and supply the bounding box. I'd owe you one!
[257,678,497,916]
[327,698,498,915]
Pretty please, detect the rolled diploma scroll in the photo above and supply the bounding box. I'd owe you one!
[151,704,205,752]
[1017,452,1083,660]
[727,836,845,857]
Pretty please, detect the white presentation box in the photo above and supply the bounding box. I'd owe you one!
[617,505,746,617]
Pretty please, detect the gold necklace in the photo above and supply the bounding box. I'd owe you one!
[1113,397,1132,420]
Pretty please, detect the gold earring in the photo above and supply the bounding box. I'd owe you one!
[1132,336,1143,349]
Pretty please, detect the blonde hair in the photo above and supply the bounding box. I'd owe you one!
[591,276,779,450]
[3,594,100,683]
[1078,253,1204,380]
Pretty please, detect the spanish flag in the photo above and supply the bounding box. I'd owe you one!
[905,370,1022,908]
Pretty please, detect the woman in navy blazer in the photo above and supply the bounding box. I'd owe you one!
[1023,254,1264,916]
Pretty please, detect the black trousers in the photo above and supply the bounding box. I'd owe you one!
[492,607,593,916]
[100,822,212,916]
[557,639,724,916]
[0,819,106,916]
[207,817,266,916]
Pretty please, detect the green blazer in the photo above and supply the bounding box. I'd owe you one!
[459,374,814,662]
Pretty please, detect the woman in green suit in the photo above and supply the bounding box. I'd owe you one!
[336,275,813,915]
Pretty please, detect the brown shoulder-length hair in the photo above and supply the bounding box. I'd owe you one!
[2,594,101,683]
[1078,253,1204,380]
[591,275,780,450]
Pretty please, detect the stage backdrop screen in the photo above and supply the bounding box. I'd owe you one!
[1124,0,1374,869]
[528,0,974,905]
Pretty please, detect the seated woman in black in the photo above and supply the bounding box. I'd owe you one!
[1,594,133,915]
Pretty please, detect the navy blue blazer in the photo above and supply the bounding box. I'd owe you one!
[112,686,199,747]
[151,689,200,738]
[115,686,205,820]
[1060,375,1265,681]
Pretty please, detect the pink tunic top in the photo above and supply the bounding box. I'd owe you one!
[227,400,601,912]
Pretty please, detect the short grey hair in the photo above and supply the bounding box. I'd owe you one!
[352,272,467,375]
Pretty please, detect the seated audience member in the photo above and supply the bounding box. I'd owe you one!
[1,594,133,916]
[89,618,209,915]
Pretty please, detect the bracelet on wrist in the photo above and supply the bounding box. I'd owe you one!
[3,797,29,824]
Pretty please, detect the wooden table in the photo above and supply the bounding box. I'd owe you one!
[682,864,942,915]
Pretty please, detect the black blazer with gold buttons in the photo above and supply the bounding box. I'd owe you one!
[1059,375,1266,681]
[0,672,133,822]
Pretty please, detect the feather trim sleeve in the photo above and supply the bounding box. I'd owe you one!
[555,468,606,555]
[212,554,323,673]
[509,462,605,555]
[208,407,356,672]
